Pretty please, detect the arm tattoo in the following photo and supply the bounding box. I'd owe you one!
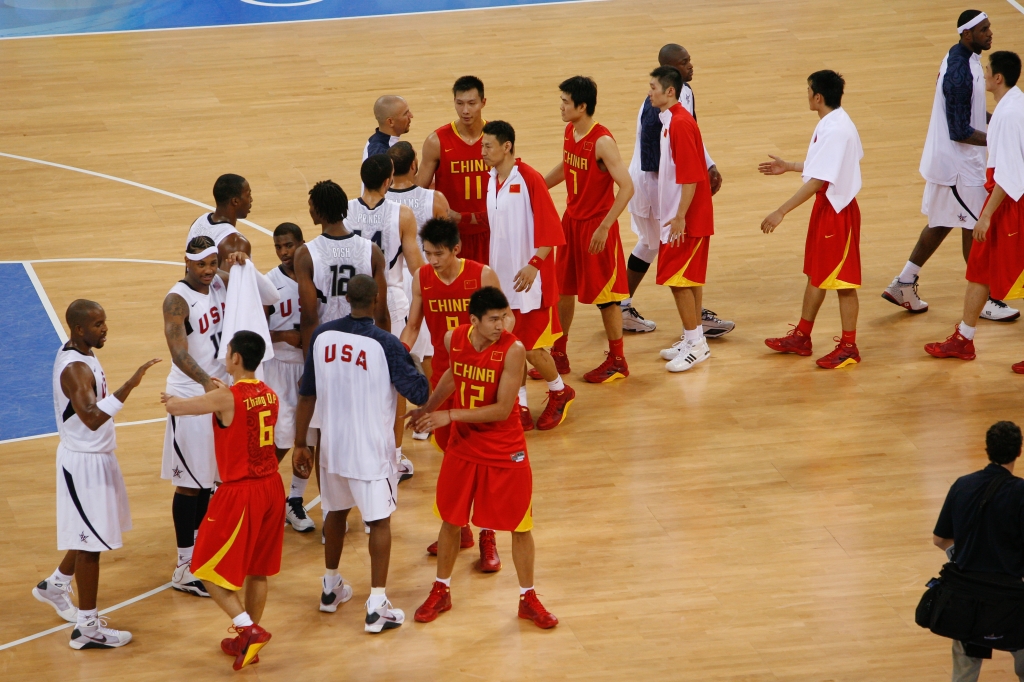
[163,294,212,387]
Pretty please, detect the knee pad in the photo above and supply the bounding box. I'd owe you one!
[596,301,618,310]
[627,253,653,274]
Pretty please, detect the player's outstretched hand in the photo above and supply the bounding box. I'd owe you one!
[761,210,785,233]
[588,223,611,254]
[292,446,313,479]
[128,358,162,388]
[664,216,686,245]
[160,392,175,407]
[210,377,229,389]
[224,251,249,267]
[709,166,723,195]
[758,155,789,176]
[414,409,451,432]
[513,264,539,292]
[974,215,990,242]
[405,406,429,429]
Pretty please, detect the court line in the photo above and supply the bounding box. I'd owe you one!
[10,258,181,267]
[242,0,324,5]
[1007,0,1024,15]
[0,418,168,446]
[22,263,69,345]
[0,152,272,237]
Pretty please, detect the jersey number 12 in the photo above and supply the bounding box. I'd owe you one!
[329,264,356,297]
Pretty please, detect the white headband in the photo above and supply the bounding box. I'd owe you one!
[185,246,219,261]
[958,12,987,33]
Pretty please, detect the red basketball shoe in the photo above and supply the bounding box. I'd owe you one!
[536,385,575,431]
[518,590,558,629]
[479,529,501,572]
[528,350,570,379]
[230,624,270,670]
[583,353,629,384]
[220,634,258,665]
[519,405,535,432]
[414,581,452,623]
[764,327,812,356]
[815,338,861,369]
[427,524,474,556]
[1013,360,1024,374]
[925,327,976,360]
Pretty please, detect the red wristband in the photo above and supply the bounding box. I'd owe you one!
[401,341,411,352]
[528,256,544,269]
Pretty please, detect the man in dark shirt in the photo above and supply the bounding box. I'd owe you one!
[933,420,1024,680]
[363,95,412,160]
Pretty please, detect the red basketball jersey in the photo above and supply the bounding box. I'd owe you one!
[420,258,485,383]
[563,122,615,221]
[434,123,490,236]
[446,325,527,468]
[212,379,279,484]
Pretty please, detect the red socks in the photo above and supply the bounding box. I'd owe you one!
[609,337,624,360]
[796,318,814,336]
[553,334,568,355]
[841,329,857,345]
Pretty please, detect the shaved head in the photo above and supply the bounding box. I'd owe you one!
[373,95,405,123]
[66,299,102,330]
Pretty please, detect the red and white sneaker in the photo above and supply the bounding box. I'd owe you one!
[924,327,976,360]
[528,350,570,379]
[815,338,861,369]
[536,385,576,431]
[518,590,558,629]
[229,624,270,670]
[519,405,535,432]
[479,529,501,572]
[765,327,812,356]
[414,581,452,623]
[583,353,629,383]
[427,524,474,556]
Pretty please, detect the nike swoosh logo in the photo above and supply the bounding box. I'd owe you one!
[1010,232,1019,237]
[824,234,834,239]
[277,286,285,290]
[191,302,198,307]
[422,286,432,290]
[444,148,453,152]
[207,518,215,522]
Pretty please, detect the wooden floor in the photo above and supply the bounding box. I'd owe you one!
[3,0,1024,679]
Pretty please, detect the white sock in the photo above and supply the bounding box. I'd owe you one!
[323,570,342,590]
[232,611,254,628]
[546,376,565,392]
[51,568,73,584]
[898,261,921,284]
[436,576,451,587]
[289,475,309,500]
[519,585,533,595]
[77,608,98,628]
[395,446,403,461]
[696,325,706,341]
[518,386,528,408]
[367,587,387,610]
[177,546,193,566]
[683,327,700,343]
[193,529,199,542]
[958,321,976,340]
[620,297,632,308]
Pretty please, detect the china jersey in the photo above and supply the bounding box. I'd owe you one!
[187,213,238,248]
[212,379,279,483]
[53,344,115,453]
[344,198,403,288]
[266,265,302,364]
[420,258,485,380]
[166,276,230,391]
[563,122,615,221]
[434,122,490,237]
[308,232,373,323]
[446,325,527,468]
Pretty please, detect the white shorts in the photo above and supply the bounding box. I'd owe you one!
[630,212,661,259]
[262,357,303,449]
[922,180,987,230]
[388,285,410,340]
[57,445,131,552]
[319,468,398,522]
[162,412,218,489]
[402,274,433,360]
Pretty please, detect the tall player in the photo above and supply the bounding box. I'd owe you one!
[883,12,1018,321]
[418,76,491,264]
[408,287,558,629]
[363,95,412,160]
[543,76,634,383]
[760,70,865,369]
[482,120,575,430]
[925,51,1024,368]
[163,331,287,671]
[187,174,254,262]
[33,300,158,649]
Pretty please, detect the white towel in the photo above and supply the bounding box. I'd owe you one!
[218,260,276,364]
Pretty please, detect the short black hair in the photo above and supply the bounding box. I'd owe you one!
[482,120,515,152]
[187,235,216,254]
[273,222,303,242]
[346,273,378,308]
[559,76,598,117]
[650,65,683,100]
[361,154,394,191]
[453,75,484,98]
[387,141,417,176]
[420,217,461,250]
[309,180,348,224]
[808,70,845,109]
[228,330,265,371]
[212,174,247,206]
[987,421,1023,465]
[469,286,509,320]
[957,9,984,30]
[990,51,1022,88]
[66,299,102,330]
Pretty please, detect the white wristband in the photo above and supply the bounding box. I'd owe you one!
[96,395,124,417]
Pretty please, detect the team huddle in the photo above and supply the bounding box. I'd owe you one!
[29,14,1024,670]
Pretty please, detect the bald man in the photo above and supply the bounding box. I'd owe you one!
[364,96,414,160]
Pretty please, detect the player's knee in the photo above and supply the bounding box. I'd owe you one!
[596,301,617,310]
[627,253,652,274]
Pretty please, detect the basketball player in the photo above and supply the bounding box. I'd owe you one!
[408,287,558,629]
[34,301,159,649]
[926,51,1024,368]
[364,95,412,160]
[623,44,735,338]
[543,76,634,383]
[482,120,575,430]
[418,76,491,264]
[884,11,1018,322]
[400,217,503,566]
[263,222,314,533]
[162,331,286,670]
[644,67,715,373]
[760,70,865,369]
[292,275,430,633]
[186,173,254,263]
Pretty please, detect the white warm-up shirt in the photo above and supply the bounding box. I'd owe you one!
[802,107,864,212]
[988,86,1024,202]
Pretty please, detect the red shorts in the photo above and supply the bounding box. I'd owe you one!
[966,196,1024,300]
[804,190,861,289]
[512,307,562,350]
[435,454,533,532]
[556,216,629,305]
[459,229,490,266]
[192,474,285,590]
[656,235,709,287]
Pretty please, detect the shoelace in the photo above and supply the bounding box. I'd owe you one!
[702,308,720,322]
[481,535,499,563]
[626,307,646,320]
[424,583,448,607]
[991,298,1009,309]
[288,498,308,519]
[522,592,552,615]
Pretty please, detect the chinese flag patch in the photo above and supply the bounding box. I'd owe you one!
[491,350,504,362]
[509,184,521,193]
[464,279,478,289]
[583,142,594,152]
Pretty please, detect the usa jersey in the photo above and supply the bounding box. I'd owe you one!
[563,122,615,221]
[166,276,230,392]
[344,198,403,288]
[53,344,116,453]
[308,232,373,323]
[266,266,302,363]
[187,213,238,249]
[212,379,279,483]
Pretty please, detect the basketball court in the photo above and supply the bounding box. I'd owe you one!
[2,0,1024,678]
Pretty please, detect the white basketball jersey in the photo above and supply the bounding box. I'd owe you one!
[308,233,373,323]
[187,213,239,249]
[166,276,230,390]
[345,198,403,288]
[920,50,988,187]
[387,185,432,290]
[266,265,303,364]
[53,344,116,453]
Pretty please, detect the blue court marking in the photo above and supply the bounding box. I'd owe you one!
[0,0,593,40]
[0,264,63,441]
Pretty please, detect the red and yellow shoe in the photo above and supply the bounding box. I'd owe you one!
[427,524,474,556]
[414,581,452,623]
[765,327,812,356]
[528,350,570,379]
[230,624,270,670]
[815,339,861,369]
[220,634,258,664]
[583,353,629,384]
[519,405,535,432]
[518,589,558,629]
[478,529,501,572]
[536,385,575,431]
[925,327,976,360]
